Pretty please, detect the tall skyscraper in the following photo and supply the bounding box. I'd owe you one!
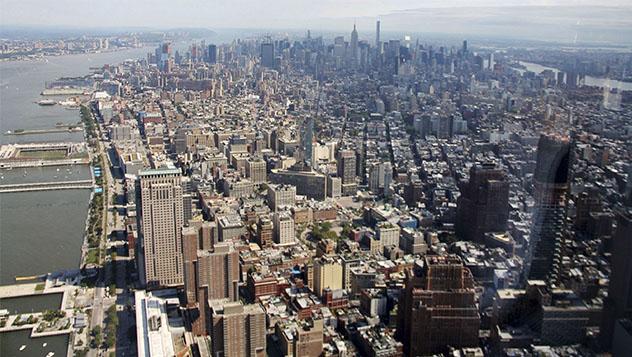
[600,205,632,349]
[456,163,510,243]
[375,20,381,54]
[524,134,571,284]
[207,44,217,64]
[137,167,184,288]
[397,256,480,356]
[183,226,240,336]
[261,42,275,68]
[337,149,357,196]
[209,300,267,357]
[302,116,315,167]
[350,24,359,68]
[368,161,393,197]
[246,157,267,184]
[156,42,173,72]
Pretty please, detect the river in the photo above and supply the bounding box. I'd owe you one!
[519,61,632,91]
[0,47,150,355]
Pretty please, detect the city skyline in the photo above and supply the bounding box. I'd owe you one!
[2,1,632,44]
[1,3,631,356]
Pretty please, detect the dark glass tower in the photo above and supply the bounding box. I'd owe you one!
[600,205,632,349]
[524,134,571,284]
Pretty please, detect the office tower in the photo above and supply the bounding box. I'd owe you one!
[207,44,217,64]
[246,157,267,184]
[256,217,274,248]
[383,162,393,197]
[368,161,393,197]
[273,211,295,245]
[524,134,571,284]
[302,116,315,167]
[333,36,345,58]
[183,228,240,336]
[269,167,327,200]
[137,167,184,288]
[436,116,453,139]
[456,163,510,243]
[375,20,381,54]
[209,300,267,357]
[600,205,632,349]
[404,179,424,207]
[261,42,275,68]
[327,175,342,198]
[350,24,359,68]
[376,222,400,247]
[566,71,579,88]
[462,40,468,56]
[385,39,400,75]
[397,256,480,356]
[182,176,194,224]
[268,184,296,211]
[337,149,357,195]
[313,256,343,297]
[158,42,172,72]
[277,319,324,357]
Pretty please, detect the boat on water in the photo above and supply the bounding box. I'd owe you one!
[42,343,47,347]
[19,345,26,351]
[46,352,55,357]
[58,99,80,107]
[37,99,57,106]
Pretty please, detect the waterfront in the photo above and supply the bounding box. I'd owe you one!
[0,293,62,315]
[0,48,149,282]
[519,61,632,91]
[0,47,150,145]
[0,47,148,287]
[0,48,151,355]
[0,190,91,286]
[0,165,91,185]
[0,330,69,357]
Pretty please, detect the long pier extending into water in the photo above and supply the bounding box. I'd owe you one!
[0,179,93,193]
[5,127,83,136]
[0,142,91,169]
[0,158,90,169]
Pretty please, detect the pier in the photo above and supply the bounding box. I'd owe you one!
[5,127,83,136]
[0,180,93,193]
[0,142,91,169]
[0,158,90,169]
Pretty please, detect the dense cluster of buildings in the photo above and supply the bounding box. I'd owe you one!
[85,21,631,356]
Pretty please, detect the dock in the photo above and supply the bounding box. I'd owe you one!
[0,180,93,193]
[41,88,89,96]
[0,158,90,169]
[0,142,91,169]
[5,127,83,136]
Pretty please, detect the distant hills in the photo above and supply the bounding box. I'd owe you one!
[0,25,216,40]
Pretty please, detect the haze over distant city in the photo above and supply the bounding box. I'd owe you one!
[2,0,632,44]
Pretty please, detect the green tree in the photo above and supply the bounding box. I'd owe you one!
[92,325,102,347]
[341,223,353,239]
[105,333,116,349]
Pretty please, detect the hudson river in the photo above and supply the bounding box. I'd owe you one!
[0,47,148,357]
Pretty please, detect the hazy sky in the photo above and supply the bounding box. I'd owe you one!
[2,0,632,29]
